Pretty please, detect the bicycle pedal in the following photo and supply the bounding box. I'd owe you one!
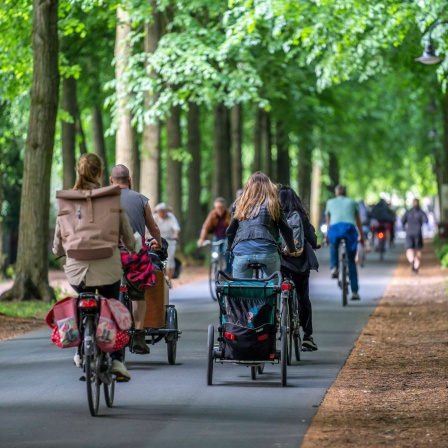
[79,375,86,382]
[115,375,130,383]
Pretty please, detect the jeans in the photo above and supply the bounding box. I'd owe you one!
[289,273,313,337]
[213,237,232,274]
[232,251,280,279]
[330,243,359,293]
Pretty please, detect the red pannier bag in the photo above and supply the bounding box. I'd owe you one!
[46,297,80,348]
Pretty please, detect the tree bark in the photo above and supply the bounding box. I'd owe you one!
[276,119,290,185]
[61,76,77,189]
[185,103,202,243]
[298,146,312,208]
[140,6,161,202]
[166,105,182,220]
[253,108,262,172]
[91,105,109,186]
[442,89,448,221]
[76,108,87,155]
[327,151,340,193]
[115,7,135,179]
[231,104,243,196]
[262,110,272,177]
[213,104,232,203]
[0,146,4,277]
[1,0,59,302]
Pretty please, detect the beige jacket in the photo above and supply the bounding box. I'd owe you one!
[53,207,135,287]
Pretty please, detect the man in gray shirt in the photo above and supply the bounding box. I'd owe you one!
[111,165,162,354]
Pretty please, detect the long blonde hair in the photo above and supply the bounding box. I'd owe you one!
[234,171,281,221]
[73,153,103,190]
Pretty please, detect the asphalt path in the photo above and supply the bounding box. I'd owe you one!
[0,243,401,448]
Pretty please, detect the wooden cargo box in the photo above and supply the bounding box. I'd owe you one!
[144,270,169,328]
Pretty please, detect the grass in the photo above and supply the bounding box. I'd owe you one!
[0,301,53,320]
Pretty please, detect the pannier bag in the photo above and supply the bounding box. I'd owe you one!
[56,185,122,260]
[220,281,277,360]
[45,297,80,348]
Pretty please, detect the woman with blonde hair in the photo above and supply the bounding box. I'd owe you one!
[53,153,135,381]
[226,172,299,278]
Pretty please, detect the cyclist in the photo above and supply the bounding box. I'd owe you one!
[197,197,232,275]
[226,172,299,278]
[278,186,320,351]
[53,154,135,381]
[325,185,365,301]
[370,198,395,250]
[110,164,162,356]
[401,198,428,273]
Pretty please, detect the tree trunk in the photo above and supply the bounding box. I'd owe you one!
[61,76,77,189]
[132,127,140,192]
[91,105,109,186]
[185,103,202,243]
[0,147,4,277]
[231,104,243,196]
[298,146,312,208]
[276,119,290,185]
[140,6,160,202]
[115,7,135,179]
[76,108,87,155]
[166,106,182,220]
[253,108,262,172]
[442,89,448,220]
[327,152,340,193]
[213,104,232,204]
[262,110,272,177]
[1,0,59,302]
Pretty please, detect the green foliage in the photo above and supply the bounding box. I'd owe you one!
[0,300,52,319]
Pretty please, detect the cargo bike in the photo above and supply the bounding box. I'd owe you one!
[206,263,294,387]
[119,238,181,364]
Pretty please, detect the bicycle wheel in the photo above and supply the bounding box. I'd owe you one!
[208,261,218,301]
[340,253,348,307]
[103,355,115,408]
[207,324,214,385]
[281,296,291,365]
[257,364,265,374]
[166,306,178,365]
[280,325,287,387]
[84,317,100,416]
[251,366,257,380]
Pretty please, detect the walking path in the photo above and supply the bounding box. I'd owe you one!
[302,242,448,447]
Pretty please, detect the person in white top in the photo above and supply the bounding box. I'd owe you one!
[147,203,180,283]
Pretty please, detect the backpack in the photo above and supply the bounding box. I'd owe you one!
[283,211,304,252]
[56,185,122,260]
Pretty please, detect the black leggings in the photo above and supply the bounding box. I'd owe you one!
[290,273,313,337]
[71,281,122,361]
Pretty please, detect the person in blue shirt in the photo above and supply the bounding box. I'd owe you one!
[325,185,365,300]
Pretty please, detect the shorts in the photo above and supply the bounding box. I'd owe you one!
[406,234,423,250]
[166,240,177,270]
[125,277,146,301]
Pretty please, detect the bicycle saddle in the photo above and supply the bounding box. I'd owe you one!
[247,262,266,269]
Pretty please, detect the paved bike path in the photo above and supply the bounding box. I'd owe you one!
[0,245,401,448]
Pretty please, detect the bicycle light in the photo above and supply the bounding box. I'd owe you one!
[281,283,292,291]
[378,232,385,239]
[212,251,219,259]
[78,299,98,308]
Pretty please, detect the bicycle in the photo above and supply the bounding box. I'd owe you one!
[280,276,301,364]
[201,238,227,301]
[338,238,350,307]
[77,292,116,416]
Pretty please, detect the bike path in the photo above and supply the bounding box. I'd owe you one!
[0,244,401,448]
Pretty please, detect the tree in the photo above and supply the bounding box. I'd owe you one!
[1,0,59,301]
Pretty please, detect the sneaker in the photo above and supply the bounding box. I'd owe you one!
[73,352,83,368]
[112,360,131,382]
[331,267,339,279]
[132,330,150,355]
[351,292,360,300]
[302,336,318,351]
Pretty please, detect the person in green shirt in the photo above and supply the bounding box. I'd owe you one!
[325,185,365,300]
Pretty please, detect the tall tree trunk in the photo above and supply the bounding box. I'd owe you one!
[276,119,290,185]
[253,108,262,172]
[140,5,160,201]
[442,89,448,221]
[213,104,232,203]
[76,108,87,155]
[327,152,340,192]
[115,7,135,179]
[91,105,109,186]
[231,104,243,196]
[61,76,77,189]
[132,127,140,192]
[262,110,272,177]
[1,0,59,302]
[166,106,182,220]
[298,146,312,208]
[0,147,4,277]
[186,103,202,244]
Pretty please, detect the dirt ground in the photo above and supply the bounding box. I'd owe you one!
[0,265,208,343]
[2,247,448,447]
[302,242,448,448]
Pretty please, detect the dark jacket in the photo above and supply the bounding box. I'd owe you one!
[402,207,428,237]
[226,204,296,253]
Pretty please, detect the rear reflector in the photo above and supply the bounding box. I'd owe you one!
[281,283,292,291]
[257,334,269,341]
[78,299,97,308]
[119,287,128,292]
[269,353,275,359]
[378,232,385,239]
[224,332,235,341]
